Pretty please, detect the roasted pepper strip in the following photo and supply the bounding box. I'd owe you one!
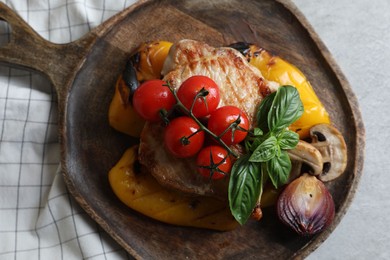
[134,40,173,81]
[108,75,145,137]
[247,45,331,139]
[109,146,238,231]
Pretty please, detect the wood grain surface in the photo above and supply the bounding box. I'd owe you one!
[0,0,365,259]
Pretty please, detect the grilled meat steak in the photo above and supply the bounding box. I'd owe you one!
[138,40,278,199]
[139,122,230,199]
[162,39,278,124]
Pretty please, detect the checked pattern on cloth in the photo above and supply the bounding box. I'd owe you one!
[0,1,137,259]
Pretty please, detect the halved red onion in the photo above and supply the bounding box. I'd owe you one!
[277,173,335,235]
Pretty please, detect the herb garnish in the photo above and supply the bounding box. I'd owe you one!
[228,85,304,225]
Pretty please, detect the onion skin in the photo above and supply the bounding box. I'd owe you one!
[277,174,335,236]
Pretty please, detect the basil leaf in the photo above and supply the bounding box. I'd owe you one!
[278,130,299,150]
[253,127,263,137]
[268,86,304,133]
[266,150,291,188]
[229,154,262,225]
[246,131,268,153]
[256,92,276,132]
[249,136,278,162]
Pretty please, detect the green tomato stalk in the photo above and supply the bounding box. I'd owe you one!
[163,81,240,158]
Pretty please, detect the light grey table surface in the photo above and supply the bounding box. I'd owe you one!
[293,0,390,259]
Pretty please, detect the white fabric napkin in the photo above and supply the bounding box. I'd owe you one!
[0,0,137,259]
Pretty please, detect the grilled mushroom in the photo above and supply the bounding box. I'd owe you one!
[309,124,347,182]
[287,140,323,182]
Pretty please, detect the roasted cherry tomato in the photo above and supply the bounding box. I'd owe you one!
[164,116,205,158]
[208,106,249,145]
[177,75,220,118]
[132,80,176,122]
[196,145,232,180]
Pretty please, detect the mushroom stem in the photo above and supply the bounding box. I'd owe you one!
[287,140,323,179]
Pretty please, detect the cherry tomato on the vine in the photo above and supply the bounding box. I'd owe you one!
[132,79,175,122]
[208,106,249,145]
[196,145,232,180]
[164,116,205,158]
[177,75,220,118]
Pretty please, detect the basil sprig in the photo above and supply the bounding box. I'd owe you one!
[228,86,303,225]
[228,154,263,225]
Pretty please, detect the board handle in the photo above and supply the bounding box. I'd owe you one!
[0,2,96,98]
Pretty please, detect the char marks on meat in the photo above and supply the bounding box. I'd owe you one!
[138,40,278,199]
[162,39,278,124]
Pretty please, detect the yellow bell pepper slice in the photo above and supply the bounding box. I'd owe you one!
[248,46,330,139]
[135,40,173,81]
[109,145,238,231]
[108,76,145,137]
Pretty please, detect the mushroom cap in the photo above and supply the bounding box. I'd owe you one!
[309,124,347,182]
[288,140,323,180]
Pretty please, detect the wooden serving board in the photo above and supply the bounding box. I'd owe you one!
[0,0,365,259]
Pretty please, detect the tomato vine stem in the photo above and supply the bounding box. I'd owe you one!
[164,82,239,158]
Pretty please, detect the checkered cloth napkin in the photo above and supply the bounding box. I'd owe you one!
[0,1,137,259]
